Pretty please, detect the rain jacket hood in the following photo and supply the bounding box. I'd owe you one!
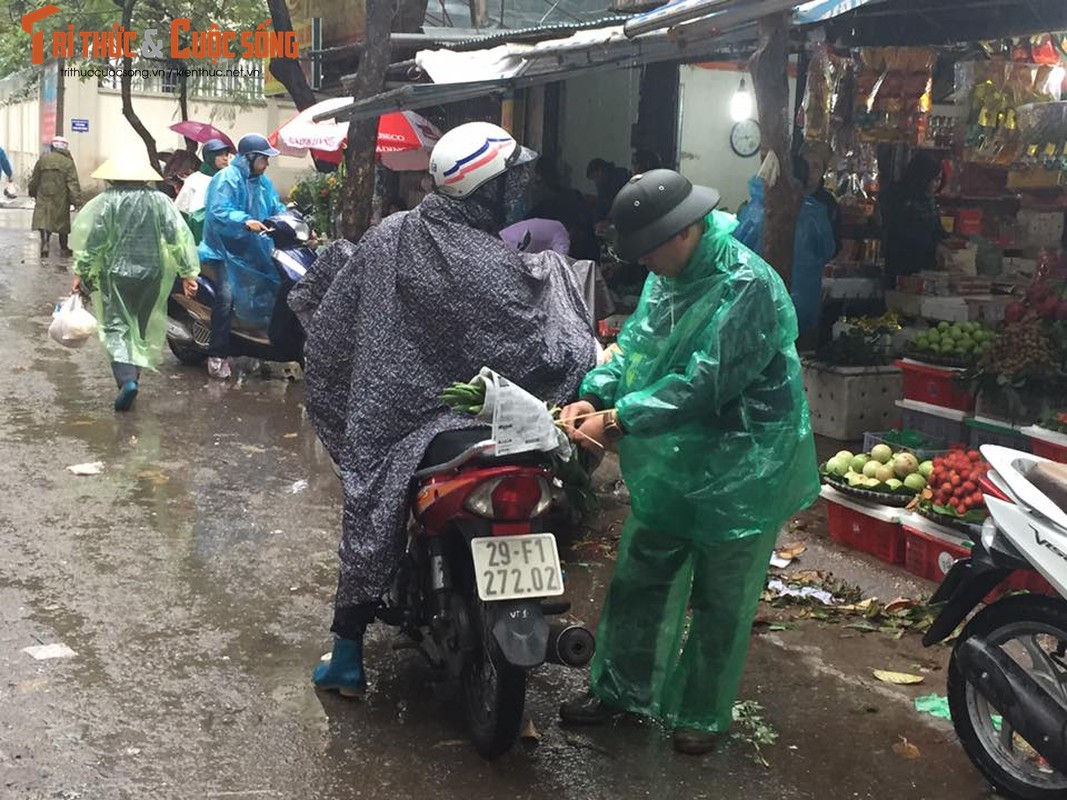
[197,155,286,324]
[290,191,598,607]
[582,209,820,537]
[70,185,199,367]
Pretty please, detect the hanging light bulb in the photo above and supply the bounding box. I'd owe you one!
[730,77,753,122]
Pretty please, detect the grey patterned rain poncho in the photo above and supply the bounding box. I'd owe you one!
[290,191,597,611]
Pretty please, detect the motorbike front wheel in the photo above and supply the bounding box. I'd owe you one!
[167,336,207,366]
[948,594,1067,800]
[461,600,527,760]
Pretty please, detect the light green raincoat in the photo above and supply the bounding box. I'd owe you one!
[70,185,199,368]
[581,210,820,732]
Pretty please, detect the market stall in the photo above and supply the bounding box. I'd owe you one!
[802,30,1067,582]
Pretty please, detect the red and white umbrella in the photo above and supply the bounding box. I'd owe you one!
[269,98,442,171]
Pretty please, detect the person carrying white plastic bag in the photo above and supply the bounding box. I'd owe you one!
[48,293,97,347]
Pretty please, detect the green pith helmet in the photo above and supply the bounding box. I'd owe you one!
[610,169,720,262]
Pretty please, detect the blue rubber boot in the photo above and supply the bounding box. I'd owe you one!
[114,381,138,412]
[312,636,366,697]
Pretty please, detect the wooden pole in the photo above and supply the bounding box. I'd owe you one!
[748,10,800,289]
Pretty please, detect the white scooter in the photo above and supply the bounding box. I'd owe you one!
[923,445,1067,800]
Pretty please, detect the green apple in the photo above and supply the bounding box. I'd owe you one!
[919,460,934,478]
[825,456,849,477]
[870,444,893,464]
[862,460,881,479]
[904,473,927,492]
[850,454,871,473]
[874,464,896,483]
[893,452,920,478]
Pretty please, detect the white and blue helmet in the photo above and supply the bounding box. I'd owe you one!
[429,121,536,200]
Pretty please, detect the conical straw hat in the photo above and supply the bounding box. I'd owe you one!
[91,156,164,182]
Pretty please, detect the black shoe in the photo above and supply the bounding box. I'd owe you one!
[559,691,622,726]
[40,247,49,258]
[60,248,73,257]
[672,728,720,755]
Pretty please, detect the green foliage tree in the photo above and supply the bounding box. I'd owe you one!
[1,0,267,166]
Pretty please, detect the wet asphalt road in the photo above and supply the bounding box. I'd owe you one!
[0,207,996,799]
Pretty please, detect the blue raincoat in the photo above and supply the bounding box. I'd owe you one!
[734,176,836,334]
[198,156,286,325]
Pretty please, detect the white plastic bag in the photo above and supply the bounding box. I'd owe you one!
[48,294,97,348]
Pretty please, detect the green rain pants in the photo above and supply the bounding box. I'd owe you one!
[590,518,778,732]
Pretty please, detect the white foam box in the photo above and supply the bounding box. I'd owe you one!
[885,290,924,318]
[803,361,902,441]
[921,295,974,322]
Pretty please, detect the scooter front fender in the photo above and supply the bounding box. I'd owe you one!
[923,557,1011,647]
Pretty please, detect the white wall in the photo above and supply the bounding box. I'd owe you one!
[678,64,797,213]
[558,69,641,193]
[1,76,309,196]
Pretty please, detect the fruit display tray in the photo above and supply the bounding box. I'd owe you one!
[821,476,916,508]
[915,502,984,534]
[902,346,976,370]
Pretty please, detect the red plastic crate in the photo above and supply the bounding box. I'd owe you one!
[902,518,971,582]
[823,488,906,566]
[992,570,1057,598]
[1021,426,1067,464]
[895,360,976,413]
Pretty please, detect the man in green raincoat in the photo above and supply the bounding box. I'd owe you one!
[29,136,81,258]
[69,156,200,411]
[559,169,820,754]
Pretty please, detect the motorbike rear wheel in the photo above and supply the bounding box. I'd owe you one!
[948,594,1067,800]
[460,600,527,760]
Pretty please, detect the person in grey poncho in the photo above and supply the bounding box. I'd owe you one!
[291,121,598,696]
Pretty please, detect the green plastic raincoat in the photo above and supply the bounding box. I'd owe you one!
[70,185,199,368]
[581,210,820,732]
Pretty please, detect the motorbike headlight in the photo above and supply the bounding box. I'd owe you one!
[293,220,310,242]
[981,517,998,550]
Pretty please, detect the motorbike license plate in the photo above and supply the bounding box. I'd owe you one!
[471,533,564,601]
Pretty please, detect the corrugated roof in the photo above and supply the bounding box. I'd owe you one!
[445,16,630,50]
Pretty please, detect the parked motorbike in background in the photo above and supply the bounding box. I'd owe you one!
[369,426,595,759]
[166,209,315,366]
[923,445,1067,799]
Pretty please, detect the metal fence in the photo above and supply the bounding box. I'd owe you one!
[96,62,265,100]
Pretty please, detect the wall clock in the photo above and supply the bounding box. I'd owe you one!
[730,119,761,158]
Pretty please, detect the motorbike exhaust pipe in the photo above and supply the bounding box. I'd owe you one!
[546,623,595,668]
[956,635,1067,774]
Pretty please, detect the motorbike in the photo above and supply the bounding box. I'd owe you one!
[923,445,1067,800]
[165,209,315,366]
[375,425,595,759]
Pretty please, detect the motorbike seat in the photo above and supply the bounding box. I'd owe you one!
[419,427,494,471]
[1030,462,1067,515]
[417,427,551,473]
